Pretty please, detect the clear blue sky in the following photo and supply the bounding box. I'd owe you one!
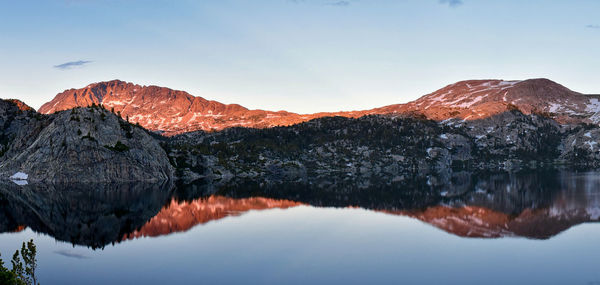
[1,0,599,113]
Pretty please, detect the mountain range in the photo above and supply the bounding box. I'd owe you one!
[37,78,600,135]
[1,78,600,183]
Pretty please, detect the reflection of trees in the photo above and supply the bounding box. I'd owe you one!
[209,170,565,213]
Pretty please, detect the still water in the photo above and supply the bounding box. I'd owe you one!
[1,171,600,284]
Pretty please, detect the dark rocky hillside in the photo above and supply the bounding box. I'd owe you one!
[165,110,597,185]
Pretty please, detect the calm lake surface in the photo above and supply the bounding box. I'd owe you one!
[1,170,600,284]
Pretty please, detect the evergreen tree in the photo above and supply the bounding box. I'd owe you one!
[21,240,38,285]
[1,251,22,284]
[11,250,24,283]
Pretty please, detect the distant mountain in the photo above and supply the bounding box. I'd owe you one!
[38,78,600,135]
[376,78,600,124]
[38,80,366,135]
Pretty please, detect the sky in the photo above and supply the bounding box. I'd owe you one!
[0,0,599,113]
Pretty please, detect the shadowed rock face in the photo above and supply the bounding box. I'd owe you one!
[37,78,599,135]
[0,101,175,183]
[2,171,599,247]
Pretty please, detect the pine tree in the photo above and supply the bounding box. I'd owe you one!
[21,240,38,285]
[0,251,22,284]
[11,250,24,282]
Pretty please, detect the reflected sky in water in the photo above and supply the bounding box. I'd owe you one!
[1,171,600,284]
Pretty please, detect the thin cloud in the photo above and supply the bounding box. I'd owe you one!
[439,0,463,7]
[54,250,91,259]
[586,24,600,29]
[288,0,351,7]
[326,1,350,6]
[53,60,92,70]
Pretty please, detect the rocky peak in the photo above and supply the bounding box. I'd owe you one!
[39,80,314,135]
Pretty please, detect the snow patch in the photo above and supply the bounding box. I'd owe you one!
[548,103,563,113]
[455,95,486,108]
[11,180,28,186]
[10,172,28,180]
[498,80,521,87]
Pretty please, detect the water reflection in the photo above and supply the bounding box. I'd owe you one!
[0,182,173,248]
[1,170,599,247]
[123,196,302,241]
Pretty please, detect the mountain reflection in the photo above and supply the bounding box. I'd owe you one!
[1,170,599,248]
[123,196,302,241]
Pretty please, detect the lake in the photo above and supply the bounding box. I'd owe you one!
[1,170,600,284]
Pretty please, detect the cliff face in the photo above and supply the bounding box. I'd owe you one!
[0,101,174,183]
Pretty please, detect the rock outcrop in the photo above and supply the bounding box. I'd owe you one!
[0,101,174,183]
